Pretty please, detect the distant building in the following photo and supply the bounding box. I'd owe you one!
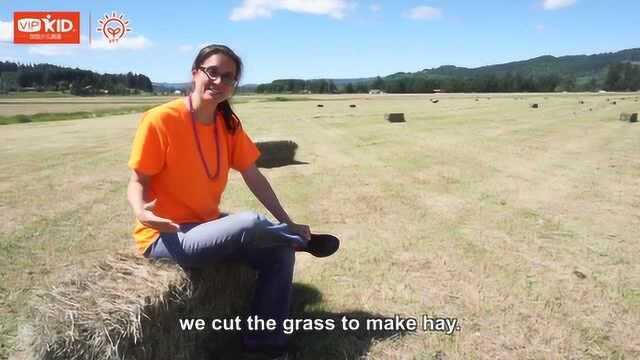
[369,89,385,95]
[174,90,183,95]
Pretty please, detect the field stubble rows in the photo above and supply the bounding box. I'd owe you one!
[1,93,639,359]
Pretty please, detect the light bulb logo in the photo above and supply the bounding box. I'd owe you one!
[97,12,131,44]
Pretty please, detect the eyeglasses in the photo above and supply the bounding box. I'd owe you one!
[198,66,238,86]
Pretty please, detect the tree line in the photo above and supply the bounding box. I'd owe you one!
[0,61,153,95]
[256,79,339,94]
[1,60,637,96]
[255,63,640,94]
[605,63,640,91]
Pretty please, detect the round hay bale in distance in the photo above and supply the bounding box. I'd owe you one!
[530,103,539,109]
[620,113,638,123]
[349,104,357,108]
[385,113,406,123]
[316,104,324,108]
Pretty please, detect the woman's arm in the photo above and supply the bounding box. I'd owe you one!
[127,169,150,217]
[241,164,311,240]
[127,169,179,232]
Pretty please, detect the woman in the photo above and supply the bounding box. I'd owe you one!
[127,44,338,357]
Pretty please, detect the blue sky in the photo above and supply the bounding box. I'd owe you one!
[1,1,639,84]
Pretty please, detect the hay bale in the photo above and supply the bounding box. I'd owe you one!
[612,101,617,105]
[316,104,324,108]
[384,113,405,123]
[620,113,638,122]
[430,99,439,103]
[20,252,256,360]
[349,104,356,108]
[530,103,539,109]
[579,100,585,104]
[256,140,299,168]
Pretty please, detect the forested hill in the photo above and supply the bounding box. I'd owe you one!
[257,48,640,94]
[0,62,153,95]
[417,48,640,78]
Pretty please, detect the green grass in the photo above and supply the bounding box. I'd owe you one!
[0,91,75,98]
[622,288,640,306]
[0,91,164,98]
[0,105,158,125]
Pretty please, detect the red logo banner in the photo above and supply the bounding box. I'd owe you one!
[14,12,81,44]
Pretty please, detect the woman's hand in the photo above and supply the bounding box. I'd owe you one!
[287,222,311,242]
[136,199,180,233]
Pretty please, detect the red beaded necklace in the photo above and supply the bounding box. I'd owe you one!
[187,95,220,180]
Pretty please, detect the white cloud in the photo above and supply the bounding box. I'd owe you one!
[0,20,13,42]
[542,0,576,10]
[230,0,351,21]
[89,35,152,50]
[369,4,381,13]
[407,6,442,20]
[28,46,73,56]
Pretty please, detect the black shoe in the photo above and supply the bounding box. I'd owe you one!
[296,234,340,258]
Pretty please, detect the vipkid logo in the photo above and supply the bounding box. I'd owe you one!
[14,12,80,44]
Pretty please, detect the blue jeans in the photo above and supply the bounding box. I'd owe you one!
[144,211,306,348]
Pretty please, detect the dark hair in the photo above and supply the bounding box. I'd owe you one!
[191,44,242,134]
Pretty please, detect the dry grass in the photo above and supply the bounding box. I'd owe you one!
[0,95,263,116]
[2,92,640,359]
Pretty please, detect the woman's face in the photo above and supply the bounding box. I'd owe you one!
[192,53,237,104]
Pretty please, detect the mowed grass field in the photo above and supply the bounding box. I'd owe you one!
[1,93,640,359]
[0,95,275,116]
[0,96,176,116]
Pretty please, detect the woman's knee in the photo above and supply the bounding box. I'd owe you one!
[233,211,269,229]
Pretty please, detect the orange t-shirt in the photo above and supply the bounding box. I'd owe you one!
[128,98,261,255]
